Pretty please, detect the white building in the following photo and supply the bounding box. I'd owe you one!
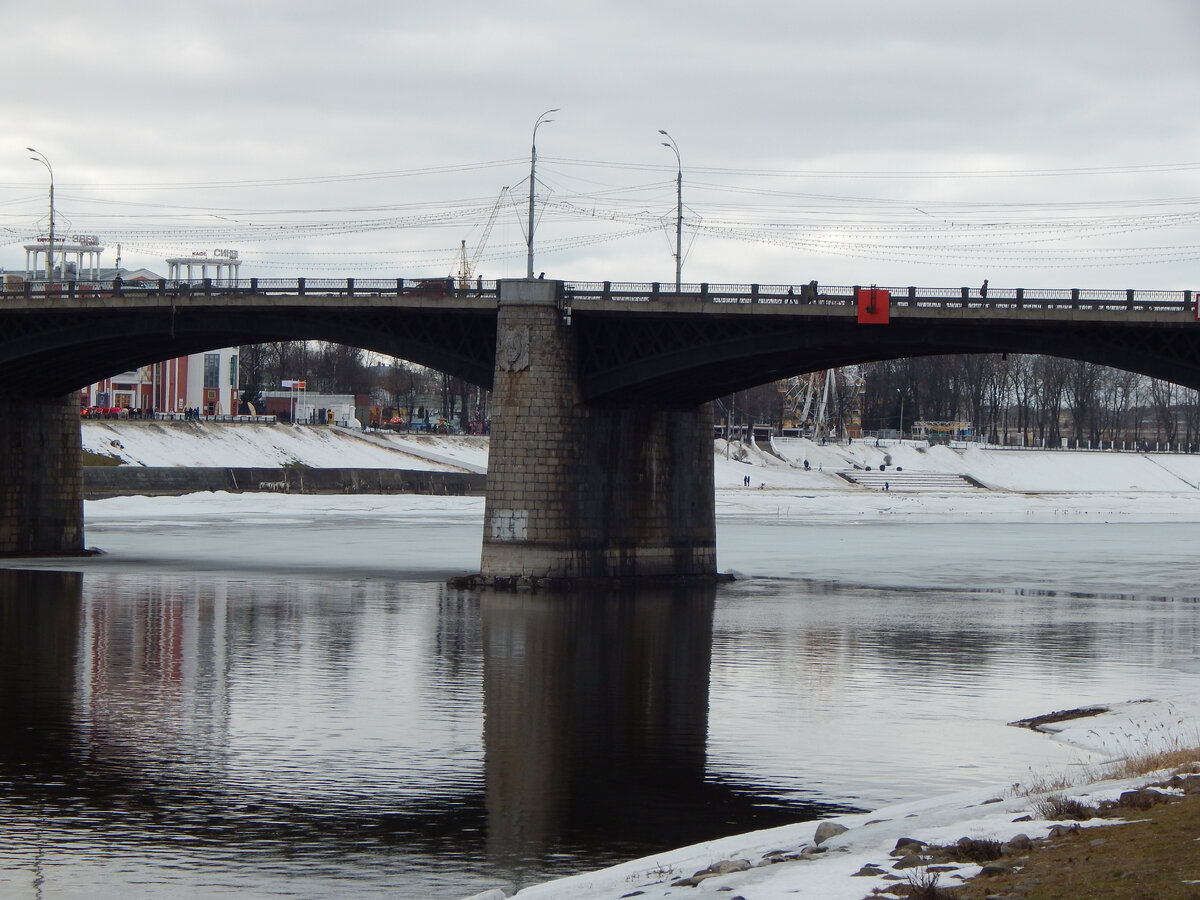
[81,348,240,416]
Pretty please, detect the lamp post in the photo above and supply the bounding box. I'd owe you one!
[526,108,559,279]
[897,388,905,441]
[658,129,682,291]
[27,148,54,281]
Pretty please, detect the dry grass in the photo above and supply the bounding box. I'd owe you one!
[1106,745,1200,780]
[1030,792,1094,821]
[1010,769,1084,797]
[1010,731,1200,802]
[82,449,123,466]
[903,867,953,899]
[951,792,1200,900]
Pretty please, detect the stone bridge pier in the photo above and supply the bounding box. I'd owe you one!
[0,390,83,556]
[479,279,718,587]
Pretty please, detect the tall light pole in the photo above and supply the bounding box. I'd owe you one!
[526,108,559,279]
[897,388,905,441]
[658,129,682,291]
[27,148,54,281]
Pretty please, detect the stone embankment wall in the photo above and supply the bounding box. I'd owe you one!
[83,467,484,500]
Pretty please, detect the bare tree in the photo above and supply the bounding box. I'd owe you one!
[1148,379,1180,446]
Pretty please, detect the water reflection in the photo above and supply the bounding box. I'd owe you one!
[0,571,81,789]
[0,572,845,898]
[480,589,841,879]
[3,563,1195,898]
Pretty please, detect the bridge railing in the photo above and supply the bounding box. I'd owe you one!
[562,281,1196,314]
[3,277,1193,315]
[1,277,502,301]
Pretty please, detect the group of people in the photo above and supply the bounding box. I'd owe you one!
[81,406,149,419]
[182,407,205,421]
[782,280,820,303]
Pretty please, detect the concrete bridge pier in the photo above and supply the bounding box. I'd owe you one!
[479,279,718,587]
[0,391,84,556]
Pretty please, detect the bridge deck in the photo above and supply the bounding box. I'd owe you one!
[3,278,1195,323]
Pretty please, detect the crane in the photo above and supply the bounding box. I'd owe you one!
[458,187,509,288]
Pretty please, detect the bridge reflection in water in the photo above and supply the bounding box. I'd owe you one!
[0,571,851,896]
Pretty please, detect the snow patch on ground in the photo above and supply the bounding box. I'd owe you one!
[82,421,489,472]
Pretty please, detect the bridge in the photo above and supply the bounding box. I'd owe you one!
[2,277,1197,583]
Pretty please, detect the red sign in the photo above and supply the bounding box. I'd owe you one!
[856,288,890,324]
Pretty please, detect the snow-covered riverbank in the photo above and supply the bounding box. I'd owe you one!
[470,694,1200,900]
[82,420,1200,497]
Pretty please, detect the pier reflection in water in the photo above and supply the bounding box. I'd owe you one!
[0,571,842,899]
[480,589,843,877]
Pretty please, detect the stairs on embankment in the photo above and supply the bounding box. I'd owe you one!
[837,470,985,492]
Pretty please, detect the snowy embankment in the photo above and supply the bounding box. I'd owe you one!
[82,421,488,473]
[470,695,1200,900]
[82,420,1200,499]
[715,435,1200,523]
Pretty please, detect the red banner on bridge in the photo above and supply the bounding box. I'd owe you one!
[856,288,890,324]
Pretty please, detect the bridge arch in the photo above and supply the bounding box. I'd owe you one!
[0,303,497,398]
[576,312,1200,405]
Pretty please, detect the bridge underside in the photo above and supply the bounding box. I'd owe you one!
[577,313,1200,404]
[0,305,497,396]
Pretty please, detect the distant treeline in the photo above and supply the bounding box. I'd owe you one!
[240,341,1200,449]
[724,354,1200,449]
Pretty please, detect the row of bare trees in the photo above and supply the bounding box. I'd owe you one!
[242,341,1200,448]
[238,341,376,399]
[238,341,487,428]
[862,355,1200,447]
[721,354,1200,449]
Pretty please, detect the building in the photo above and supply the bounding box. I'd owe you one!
[22,234,106,281]
[81,348,240,416]
[260,390,365,426]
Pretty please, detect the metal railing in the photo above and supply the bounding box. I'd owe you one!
[560,281,1197,313]
[80,409,278,424]
[0,277,502,301]
[2,277,1195,315]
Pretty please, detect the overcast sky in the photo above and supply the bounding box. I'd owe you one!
[3,0,1198,289]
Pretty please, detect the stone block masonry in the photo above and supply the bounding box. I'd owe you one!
[478,279,718,586]
[0,391,84,555]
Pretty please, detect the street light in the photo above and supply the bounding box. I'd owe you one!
[897,388,905,441]
[526,108,559,279]
[658,129,682,291]
[27,147,54,281]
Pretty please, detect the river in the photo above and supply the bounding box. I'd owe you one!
[1,495,1197,898]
